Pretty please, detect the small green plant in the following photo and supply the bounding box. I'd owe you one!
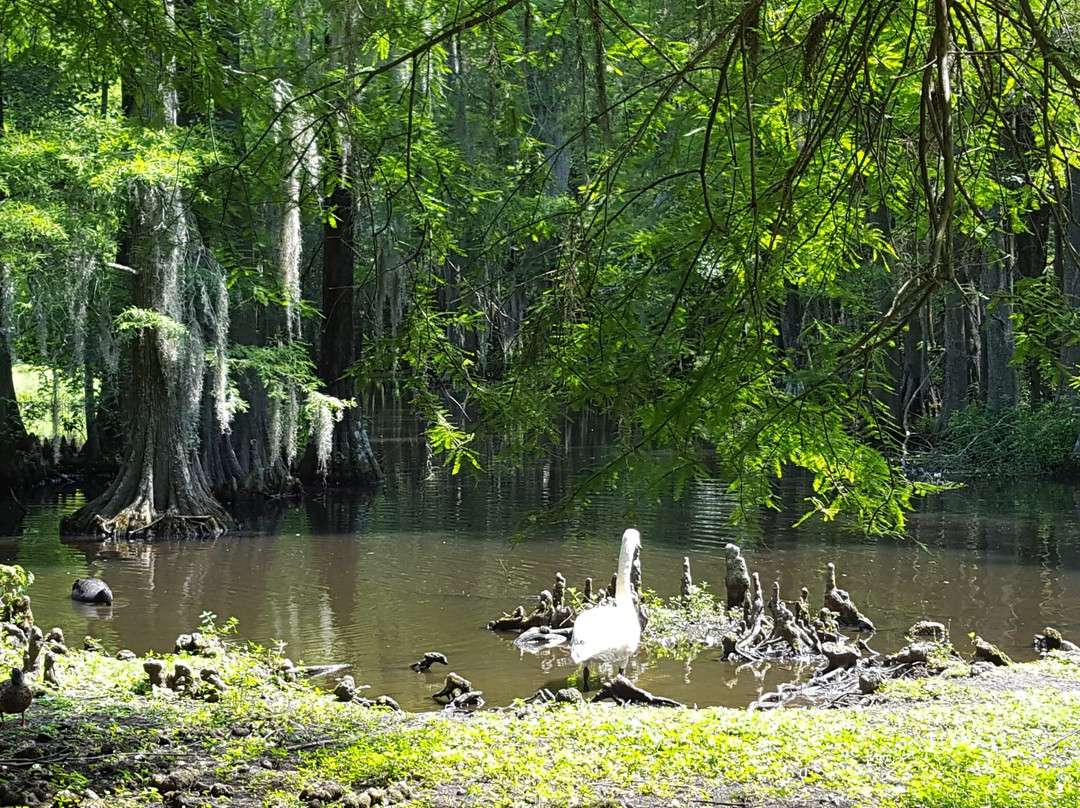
[199,611,239,638]
[641,584,732,658]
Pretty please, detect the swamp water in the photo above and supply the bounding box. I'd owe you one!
[1,422,1079,711]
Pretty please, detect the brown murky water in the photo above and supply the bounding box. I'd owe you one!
[2,410,1079,711]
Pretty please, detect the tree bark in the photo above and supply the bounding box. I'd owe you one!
[299,150,381,484]
[62,2,232,537]
[938,244,979,430]
[63,184,232,539]
[0,308,31,486]
[900,305,930,429]
[1015,204,1050,405]
[0,308,26,447]
[0,72,33,486]
[981,226,1019,413]
[938,282,970,429]
[1060,166,1080,393]
[1059,166,1080,458]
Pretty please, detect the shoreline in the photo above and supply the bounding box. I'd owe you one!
[1,622,1078,808]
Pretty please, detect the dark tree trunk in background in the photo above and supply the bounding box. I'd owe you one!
[206,303,299,499]
[1061,166,1080,392]
[199,8,297,501]
[297,15,380,485]
[300,151,381,484]
[0,80,20,459]
[778,281,805,394]
[939,283,970,430]
[0,311,31,486]
[981,226,1019,413]
[899,305,930,430]
[1015,203,1051,405]
[1003,102,1048,405]
[937,245,979,430]
[0,329,25,443]
[0,76,40,486]
[587,0,611,146]
[863,206,905,429]
[1060,167,1080,457]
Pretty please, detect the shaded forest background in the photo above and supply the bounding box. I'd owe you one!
[2,0,1080,537]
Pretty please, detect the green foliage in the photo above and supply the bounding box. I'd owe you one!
[1011,274,1080,393]
[5,0,1080,530]
[13,364,86,440]
[115,309,189,341]
[944,402,1080,477]
[426,409,481,474]
[198,611,239,638]
[230,343,321,397]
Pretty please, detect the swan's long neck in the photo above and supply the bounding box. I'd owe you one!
[614,531,638,608]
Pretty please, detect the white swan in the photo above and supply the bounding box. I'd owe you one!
[570,528,642,690]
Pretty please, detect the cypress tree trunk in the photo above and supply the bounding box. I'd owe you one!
[0,299,24,440]
[0,75,36,486]
[62,3,232,537]
[198,7,298,501]
[1015,204,1050,405]
[937,244,978,430]
[899,305,930,430]
[62,184,232,538]
[0,305,30,485]
[1059,166,1080,458]
[299,149,381,484]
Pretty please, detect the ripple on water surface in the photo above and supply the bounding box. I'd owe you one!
[2,473,1079,711]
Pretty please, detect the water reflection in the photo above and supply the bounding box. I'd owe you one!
[0,415,1077,711]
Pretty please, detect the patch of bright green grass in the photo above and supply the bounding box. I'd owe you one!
[7,631,1080,808]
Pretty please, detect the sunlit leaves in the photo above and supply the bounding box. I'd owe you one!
[115,308,189,341]
[427,408,482,473]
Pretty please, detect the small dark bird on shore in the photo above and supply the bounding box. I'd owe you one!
[0,668,32,727]
[410,652,449,672]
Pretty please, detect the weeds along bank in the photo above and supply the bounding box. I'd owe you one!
[1,567,1080,806]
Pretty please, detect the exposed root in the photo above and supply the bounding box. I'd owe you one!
[752,623,966,710]
[89,510,226,541]
[592,674,684,708]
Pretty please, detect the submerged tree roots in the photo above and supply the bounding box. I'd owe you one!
[486,541,1066,709]
[87,509,227,541]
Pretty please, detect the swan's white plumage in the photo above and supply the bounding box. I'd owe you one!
[570,528,641,672]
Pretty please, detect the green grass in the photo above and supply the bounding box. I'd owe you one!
[4,633,1080,808]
